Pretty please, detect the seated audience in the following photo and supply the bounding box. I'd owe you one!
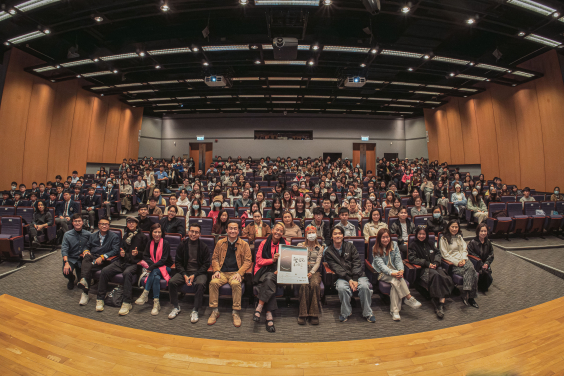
[208,195,224,224]
[61,214,92,290]
[410,197,427,217]
[426,206,446,234]
[306,207,331,246]
[550,186,563,202]
[1,191,14,206]
[363,208,387,243]
[451,185,467,220]
[137,204,153,232]
[29,201,53,259]
[467,223,494,292]
[56,192,80,233]
[520,187,535,207]
[148,197,163,218]
[390,206,415,257]
[467,188,488,224]
[167,223,211,322]
[159,206,185,236]
[372,228,421,321]
[281,210,302,240]
[242,210,272,249]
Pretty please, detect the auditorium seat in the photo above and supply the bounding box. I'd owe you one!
[0,206,15,217]
[189,217,213,235]
[541,202,563,234]
[366,235,410,296]
[0,216,24,258]
[507,202,528,235]
[224,207,235,218]
[237,207,248,218]
[486,202,511,236]
[413,214,432,227]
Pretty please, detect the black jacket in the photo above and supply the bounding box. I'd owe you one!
[175,238,211,278]
[119,230,147,266]
[32,211,53,226]
[0,198,13,206]
[38,191,50,201]
[138,216,153,232]
[467,237,494,267]
[408,239,441,268]
[88,230,120,258]
[143,239,173,271]
[325,241,364,282]
[434,186,448,199]
[390,219,416,245]
[426,217,445,234]
[159,216,186,236]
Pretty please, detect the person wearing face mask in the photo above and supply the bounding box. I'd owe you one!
[208,196,224,225]
[467,223,494,292]
[295,225,324,325]
[298,181,310,194]
[467,188,488,224]
[9,181,18,198]
[551,187,563,202]
[191,190,208,207]
[408,226,453,319]
[485,187,501,206]
[426,206,446,234]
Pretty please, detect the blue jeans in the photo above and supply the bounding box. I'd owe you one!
[145,267,171,299]
[336,277,373,318]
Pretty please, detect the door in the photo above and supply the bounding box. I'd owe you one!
[353,143,376,174]
[189,143,213,172]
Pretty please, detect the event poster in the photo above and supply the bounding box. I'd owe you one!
[276,245,309,284]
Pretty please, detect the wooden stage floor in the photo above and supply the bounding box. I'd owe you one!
[0,294,563,375]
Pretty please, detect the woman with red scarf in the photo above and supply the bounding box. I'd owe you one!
[135,223,173,316]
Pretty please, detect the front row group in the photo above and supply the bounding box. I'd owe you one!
[60,212,493,332]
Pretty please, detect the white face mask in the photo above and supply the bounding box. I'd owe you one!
[11,186,16,190]
[307,233,317,241]
[305,197,311,202]
[330,196,336,202]
[472,191,478,196]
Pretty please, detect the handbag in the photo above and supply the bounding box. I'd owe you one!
[104,286,124,307]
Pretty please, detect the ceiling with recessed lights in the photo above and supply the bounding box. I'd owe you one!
[2,0,564,117]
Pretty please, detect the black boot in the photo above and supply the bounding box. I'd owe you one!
[29,250,35,260]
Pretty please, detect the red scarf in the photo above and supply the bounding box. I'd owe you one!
[145,238,171,285]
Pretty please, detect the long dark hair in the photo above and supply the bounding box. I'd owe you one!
[443,219,461,245]
[368,208,382,224]
[373,228,392,257]
[414,225,429,243]
[212,209,229,234]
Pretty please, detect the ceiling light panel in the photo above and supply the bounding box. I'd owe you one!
[233,77,260,81]
[507,0,556,16]
[268,85,302,88]
[255,1,320,5]
[455,74,488,81]
[391,82,421,86]
[0,11,12,22]
[272,101,297,103]
[128,89,154,93]
[238,95,264,98]
[458,88,479,92]
[60,59,94,67]
[380,49,424,58]
[116,83,143,87]
[184,79,204,82]
[476,63,509,72]
[398,99,420,103]
[100,52,139,61]
[388,104,412,107]
[270,95,298,97]
[511,71,535,77]
[337,96,362,100]
[8,31,46,44]
[207,95,233,98]
[176,96,202,99]
[425,101,442,104]
[427,85,454,89]
[15,0,61,12]
[147,98,171,101]
[326,109,346,111]
[202,45,249,51]
[323,46,370,53]
[127,99,145,102]
[157,103,179,106]
[269,77,302,80]
[366,80,385,84]
[91,86,110,90]
[33,66,56,72]
[264,60,306,65]
[148,80,179,84]
[367,98,392,101]
[415,91,441,95]
[524,33,562,47]
[432,56,471,65]
[310,77,339,81]
[147,47,192,55]
[298,45,310,50]
[82,70,114,77]
[304,95,331,98]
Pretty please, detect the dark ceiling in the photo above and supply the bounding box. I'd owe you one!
[2,0,564,117]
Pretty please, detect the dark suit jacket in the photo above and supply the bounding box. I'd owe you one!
[38,191,50,201]
[102,189,119,202]
[55,200,80,218]
[72,194,84,204]
[0,199,13,206]
[88,230,120,258]
[83,195,101,210]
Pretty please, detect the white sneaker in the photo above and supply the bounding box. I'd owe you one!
[151,300,161,316]
[96,300,104,312]
[78,278,88,290]
[391,311,401,321]
[119,303,132,316]
[79,293,89,306]
[404,296,422,309]
[135,290,149,305]
[190,310,199,323]
[168,307,181,320]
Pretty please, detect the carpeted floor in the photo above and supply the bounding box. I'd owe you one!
[1,241,563,343]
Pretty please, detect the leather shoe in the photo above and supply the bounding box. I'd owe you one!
[468,298,479,309]
[297,317,306,325]
[232,312,242,327]
[462,298,470,306]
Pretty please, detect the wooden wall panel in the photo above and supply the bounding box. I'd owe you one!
[127,108,144,160]
[512,82,546,191]
[489,84,521,187]
[22,82,56,185]
[366,144,376,175]
[189,145,199,172]
[116,105,132,163]
[444,99,465,164]
[457,97,480,165]
[423,109,439,162]
[473,91,500,180]
[102,99,122,163]
[435,109,451,164]
[68,87,95,176]
[0,49,43,188]
[524,50,564,192]
[47,80,78,180]
[87,97,109,163]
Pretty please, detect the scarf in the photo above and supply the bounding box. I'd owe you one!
[252,234,287,284]
[145,238,170,284]
[125,229,139,245]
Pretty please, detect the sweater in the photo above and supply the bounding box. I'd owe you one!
[439,235,468,265]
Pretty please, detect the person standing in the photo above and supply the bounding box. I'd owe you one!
[296,225,323,325]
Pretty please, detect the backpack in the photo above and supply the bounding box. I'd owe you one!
[104,286,124,307]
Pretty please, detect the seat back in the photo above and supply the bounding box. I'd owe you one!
[413,215,432,227]
[224,207,235,218]
[109,228,122,239]
[556,201,564,214]
[0,206,15,217]
[237,207,248,218]
[230,218,242,230]
[532,194,545,202]
[384,207,392,221]
[164,234,182,259]
[291,237,305,246]
[148,215,160,225]
[401,197,410,206]
[488,202,506,218]
[348,218,359,232]
[245,218,256,227]
[501,195,515,203]
[16,207,34,226]
[199,236,215,257]
[524,202,541,216]
[189,217,213,235]
[345,237,366,263]
[293,218,302,228]
[541,201,555,214]
[507,202,524,217]
[388,216,399,228]
[201,206,211,216]
[1,216,23,236]
[322,218,331,229]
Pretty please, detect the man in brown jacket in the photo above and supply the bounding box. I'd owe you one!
[242,210,272,250]
[208,221,252,327]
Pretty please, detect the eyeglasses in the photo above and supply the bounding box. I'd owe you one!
[99,223,110,227]
[188,230,200,235]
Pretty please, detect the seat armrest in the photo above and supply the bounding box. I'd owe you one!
[364,259,376,273]
[402,260,415,269]
[467,255,480,261]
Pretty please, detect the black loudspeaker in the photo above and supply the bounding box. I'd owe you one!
[362,0,381,14]
[273,37,298,60]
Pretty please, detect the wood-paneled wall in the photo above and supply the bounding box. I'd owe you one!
[424,50,564,192]
[0,48,143,188]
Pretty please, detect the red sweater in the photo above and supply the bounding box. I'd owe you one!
[254,238,291,274]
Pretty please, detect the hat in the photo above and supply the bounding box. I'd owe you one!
[213,195,224,203]
[126,217,139,224]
